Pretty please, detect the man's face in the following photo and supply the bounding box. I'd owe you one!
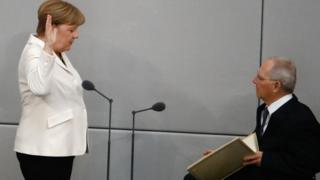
[252,60,276,102]
[53,24,79,53]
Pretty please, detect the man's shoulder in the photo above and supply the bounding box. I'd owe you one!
[284,98,319,125]
[272,97,314,119]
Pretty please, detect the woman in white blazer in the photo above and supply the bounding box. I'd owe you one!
[14,1,87,179]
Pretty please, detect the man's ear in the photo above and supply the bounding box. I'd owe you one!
[272,80,282,93]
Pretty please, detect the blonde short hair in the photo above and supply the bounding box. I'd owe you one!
[36,0,85,36]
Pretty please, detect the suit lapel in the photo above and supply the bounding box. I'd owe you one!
[261,96,298,137]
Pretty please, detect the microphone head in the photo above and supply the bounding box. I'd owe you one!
[151,102,166,112]
[82,80,95,91]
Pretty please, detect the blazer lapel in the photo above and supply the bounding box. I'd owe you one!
[54,52,74,75]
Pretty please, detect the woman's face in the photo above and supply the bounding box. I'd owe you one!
[53,24,79,53]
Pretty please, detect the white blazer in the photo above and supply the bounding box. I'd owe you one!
[14,34,87,156]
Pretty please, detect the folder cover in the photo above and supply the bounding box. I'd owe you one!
[187,133,258,180]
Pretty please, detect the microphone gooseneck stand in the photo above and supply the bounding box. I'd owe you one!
[130,110,137,180]
[130,102,165,180]
[94,89,113,180]
[82,80,113,180]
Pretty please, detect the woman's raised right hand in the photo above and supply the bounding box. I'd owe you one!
[43,14,57,54]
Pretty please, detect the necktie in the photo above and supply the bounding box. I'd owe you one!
[260,107,269,135]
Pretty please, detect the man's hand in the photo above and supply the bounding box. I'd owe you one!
[202,149,214,156]
[243,151,263,166]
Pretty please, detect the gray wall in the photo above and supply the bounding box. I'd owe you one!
[0,0,319,179]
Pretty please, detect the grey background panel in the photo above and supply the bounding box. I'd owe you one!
[0,0,261,134]
[71,129,108,180]
[71,0,261,133]
[1,0,320,179]
[263,0,320,120]
[0,125,23,180]
[74,130,134,180]
[0,0,42,124]
[133,131,235,180]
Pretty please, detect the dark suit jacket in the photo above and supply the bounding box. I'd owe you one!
[228,95,320,180]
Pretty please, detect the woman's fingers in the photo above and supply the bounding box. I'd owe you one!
[43,14,56,53]
[46,14,52,29]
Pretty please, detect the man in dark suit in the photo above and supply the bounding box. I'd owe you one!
[184,57,320,180]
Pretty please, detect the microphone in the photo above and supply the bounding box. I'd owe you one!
[82,80,113,180]
[130,102,166,180]
[82,80,112,102]
[151,102,166,112]
[82,80,95,91]
[133,102,166,114]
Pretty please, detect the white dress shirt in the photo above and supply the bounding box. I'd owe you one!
[262,94,293,133]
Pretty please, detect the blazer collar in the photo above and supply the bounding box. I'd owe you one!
[28,34,74,74]
[28,34,45,48]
